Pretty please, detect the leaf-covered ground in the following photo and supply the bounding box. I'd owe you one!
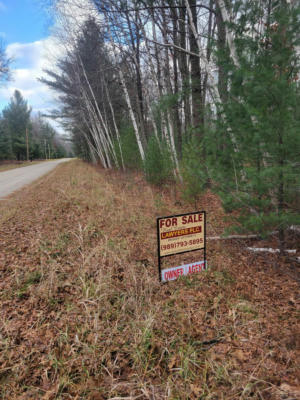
[0,160,299,399]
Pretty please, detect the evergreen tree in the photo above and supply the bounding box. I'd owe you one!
[144,136,173,185]
[181,136,207,204]
[210,0,300,249]
[0,117,12,160]
[2,90,31,160]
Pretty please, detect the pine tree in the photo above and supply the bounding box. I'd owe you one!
[210,0,300,250]
[2,90,31,160]
[0,117,12,160]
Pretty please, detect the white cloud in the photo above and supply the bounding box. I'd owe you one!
[0,37,66,133]
[7,41,45,68]
[0,0,99,134]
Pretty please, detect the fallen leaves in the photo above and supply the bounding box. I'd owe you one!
[0,161,299,399]
[232,349,247,362]
[280,383,300,398]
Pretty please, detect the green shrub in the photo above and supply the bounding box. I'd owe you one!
[144,136,174,185]
[181,137,208,203]
[115,124,143,170]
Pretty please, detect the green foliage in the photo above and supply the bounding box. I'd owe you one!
[0,94,68,161]
[30,142,42,160]
[117,124,142,170]
[154,92,181,112]
[181,137,207,202]
[143,135,173,185]
[72,128,91,161]
[0,120,12,160]
[53,142,67,158]
[2,90,31,160]
[211,1,300,240]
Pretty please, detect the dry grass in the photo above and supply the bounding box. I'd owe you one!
[0,160,299,400]
[0,160,47,172]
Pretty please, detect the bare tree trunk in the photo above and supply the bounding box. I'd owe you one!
[203,0,215,107]
[119,67,145,161]
[216,3,228,104]
[124,10,146,141]
[185,0,204,134]
[216,0,240,68]
[103,79,125,170]
[170,3,183,157]
[104,14,146,162]
[160,6,182,180]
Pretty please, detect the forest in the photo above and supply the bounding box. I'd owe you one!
[0,90,69,162]
[0,2,299,398]
[41,0,300,250]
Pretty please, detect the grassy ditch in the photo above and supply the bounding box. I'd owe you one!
[0,160,47,172]
[0,160,299,399]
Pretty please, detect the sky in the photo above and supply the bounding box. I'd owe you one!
[0,0,64,131]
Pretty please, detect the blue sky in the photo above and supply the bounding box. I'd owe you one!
[0,0,62,129]
[0,0,51,46]
[0,0,93,133]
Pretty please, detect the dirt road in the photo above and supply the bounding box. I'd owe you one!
[0,158,73,198]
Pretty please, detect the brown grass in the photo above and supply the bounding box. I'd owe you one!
[0,160,47,172]
[0,160,299,399]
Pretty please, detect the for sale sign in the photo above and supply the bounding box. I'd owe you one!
[161,261,206,283]
[158,211,205,257]
[157,211,207,282]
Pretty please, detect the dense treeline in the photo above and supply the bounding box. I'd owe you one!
[43,0,300,248]
[0,90,69,161]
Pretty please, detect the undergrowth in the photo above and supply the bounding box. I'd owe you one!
[0,160,299,399]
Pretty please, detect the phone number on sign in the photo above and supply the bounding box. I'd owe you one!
[161,238,203,251]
